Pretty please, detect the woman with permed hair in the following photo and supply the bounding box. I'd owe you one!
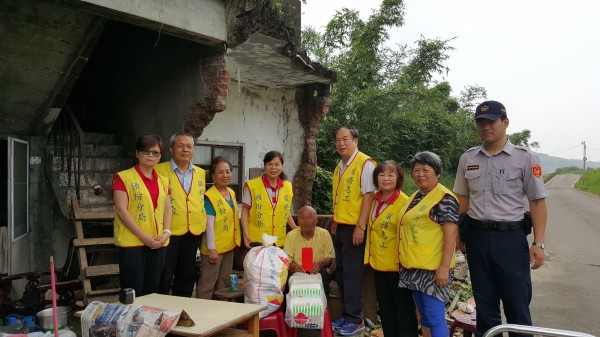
[241,151,297,248]
[397,151,459,337]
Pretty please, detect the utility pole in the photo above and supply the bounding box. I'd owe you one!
[582,141,587,187]
[582,141,587,172]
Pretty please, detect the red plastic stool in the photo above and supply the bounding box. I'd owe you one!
[287,307,333,337]
[259,308,289,337]
[321,307,334,337]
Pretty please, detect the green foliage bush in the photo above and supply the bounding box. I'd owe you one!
[575,169,600,195]
[312,166,333,215]
[555,166,584,174]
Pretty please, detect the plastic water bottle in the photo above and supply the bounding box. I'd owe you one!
[0,314,22,335]
[28,329,76,337]
[6,314,22,328]
[20,316,40,333]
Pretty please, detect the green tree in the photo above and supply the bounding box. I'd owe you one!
[303,0,481,175]
[508,129,540,149]
[311,166,333,215]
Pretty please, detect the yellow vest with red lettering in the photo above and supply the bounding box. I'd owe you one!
[364,191,408,271]
[246,177,293,247]
[333,151,375,225]
[201,186,240,254]
[114,167,169,247]
[398,184,456,270]
[155,162,207,236]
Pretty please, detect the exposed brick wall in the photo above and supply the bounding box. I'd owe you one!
[292,84,332,210]
[203,55,230,112]
[185,51,230,138]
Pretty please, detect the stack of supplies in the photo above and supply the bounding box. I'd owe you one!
[285,273,326,329]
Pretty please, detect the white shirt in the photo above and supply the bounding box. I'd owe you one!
[338,149,376,194]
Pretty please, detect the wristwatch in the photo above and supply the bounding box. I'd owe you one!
[358,224,366,230]
[532,241,545,249]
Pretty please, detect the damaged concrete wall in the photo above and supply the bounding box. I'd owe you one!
[0,1,104,136]
[198,85,304,203]
[64,0,226,45]
[28,137,69,271]
[71,21,209,153]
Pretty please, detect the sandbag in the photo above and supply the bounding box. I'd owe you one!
[243,234,290,318]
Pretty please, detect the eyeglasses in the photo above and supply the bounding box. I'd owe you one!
[139,149,161,157]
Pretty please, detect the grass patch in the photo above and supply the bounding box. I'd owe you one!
[575,169,600,195]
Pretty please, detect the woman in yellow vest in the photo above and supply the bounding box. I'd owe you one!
[364,160,418,337]
[112,135,172,296]
[196,156,240,299]
[241,151,297,248]
[397,152,459,337]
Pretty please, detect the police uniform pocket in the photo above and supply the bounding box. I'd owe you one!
[465,170,481,193]
[494,169,521,194]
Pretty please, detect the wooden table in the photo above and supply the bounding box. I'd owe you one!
[214,286,245,302]
[77,293,266,337]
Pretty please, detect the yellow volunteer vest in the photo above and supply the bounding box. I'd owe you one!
[201,186,240,254]
[114,167,169,247]
[155,162,207,236]
[398,184,457,270]
[333,152,375,225]
[364,191,409,271]
[246,177,293,247]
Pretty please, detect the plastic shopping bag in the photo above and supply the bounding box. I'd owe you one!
[243,234,290,318]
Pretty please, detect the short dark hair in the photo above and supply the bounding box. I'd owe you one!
[373,160,405,190]
[263,151,287,180]
[169,133,194,147]
[136,135,163,153]
[410,151,442,176]
[209,156,232,176]
[334,125,359,140]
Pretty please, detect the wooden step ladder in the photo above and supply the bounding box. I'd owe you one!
[71,198,120,305]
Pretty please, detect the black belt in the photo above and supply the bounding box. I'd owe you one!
[469,218,524,231]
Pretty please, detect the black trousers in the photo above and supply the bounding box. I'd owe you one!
[118,246,166,296]
[334,224,365,324]
[158,232,201,297]
[373,270,418,337]
[466,228,532,337]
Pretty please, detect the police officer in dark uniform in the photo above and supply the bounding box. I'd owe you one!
[453,100,547,337]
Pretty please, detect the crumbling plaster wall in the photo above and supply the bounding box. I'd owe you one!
[198,85,304,201]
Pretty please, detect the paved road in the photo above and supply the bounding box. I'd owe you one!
[530,174,600,335]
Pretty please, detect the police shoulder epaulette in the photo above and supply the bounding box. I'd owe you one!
[514,145,539,158]
[514,145,531,152]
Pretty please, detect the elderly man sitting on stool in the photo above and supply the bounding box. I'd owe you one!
[284,206,335,297]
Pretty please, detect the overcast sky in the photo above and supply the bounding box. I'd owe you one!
[301,0,600,161]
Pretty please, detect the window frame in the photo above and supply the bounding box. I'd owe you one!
[193,143,244,202]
